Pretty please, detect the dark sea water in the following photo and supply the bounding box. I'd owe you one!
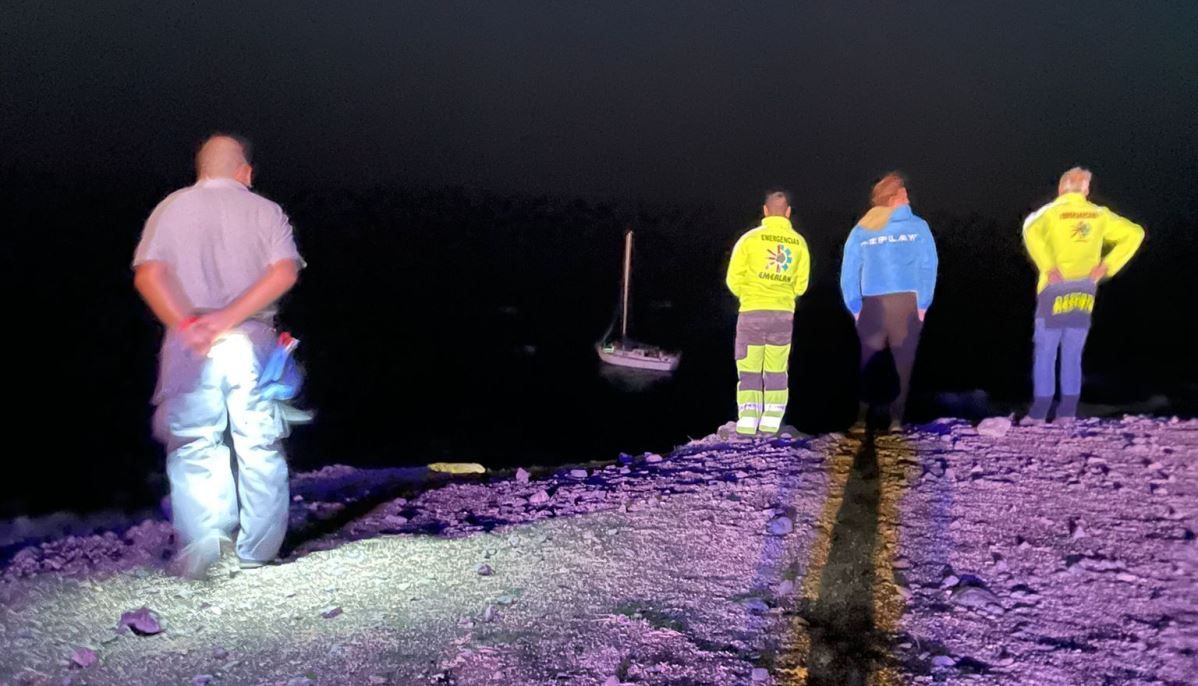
[5,184,1195,518]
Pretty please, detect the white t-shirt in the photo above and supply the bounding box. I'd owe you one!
[133,178,304,321]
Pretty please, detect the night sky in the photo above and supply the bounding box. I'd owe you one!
[3,3,1197,516]
[5,2,1196,214]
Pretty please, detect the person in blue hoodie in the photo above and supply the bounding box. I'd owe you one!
[840,172,938,431]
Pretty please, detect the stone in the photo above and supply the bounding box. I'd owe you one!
[767,517,793,536]
[977,416,1012,437]
[69,647,97,669]
[118,607,162,636]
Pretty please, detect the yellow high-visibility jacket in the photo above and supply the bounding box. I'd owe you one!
[725,215,811,312]
[1022,192,1144,293]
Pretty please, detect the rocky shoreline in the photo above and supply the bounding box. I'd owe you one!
[1,417,1195,685]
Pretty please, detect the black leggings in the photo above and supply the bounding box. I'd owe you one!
[857,292,922,421]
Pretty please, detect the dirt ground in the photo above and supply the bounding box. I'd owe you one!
[1,417,1194,685]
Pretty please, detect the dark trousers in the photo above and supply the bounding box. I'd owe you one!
[857,292,922,423]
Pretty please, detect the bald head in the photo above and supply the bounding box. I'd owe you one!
[762,190,791,218]
[1058,167,1092,197]
[196,134,253,185]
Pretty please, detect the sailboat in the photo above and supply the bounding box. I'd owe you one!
[596,230,681,372]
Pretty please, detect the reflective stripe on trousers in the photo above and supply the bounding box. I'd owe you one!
[152,320,289,563]
[734,310,794,434]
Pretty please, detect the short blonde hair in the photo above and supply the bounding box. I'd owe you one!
[870,172,906,207]
[1058,167,1092,195]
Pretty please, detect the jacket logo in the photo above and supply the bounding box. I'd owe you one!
[861,234,918,246]
[1071,221,1092,240]
[767,244,793,273]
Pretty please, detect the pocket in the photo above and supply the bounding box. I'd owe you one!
[153,333,206,404]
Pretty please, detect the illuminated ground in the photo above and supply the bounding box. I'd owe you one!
[1,418,1195,685]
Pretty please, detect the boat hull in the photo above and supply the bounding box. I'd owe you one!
[596,344,680,372]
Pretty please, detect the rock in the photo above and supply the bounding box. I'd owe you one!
[1010,584,1038,601]
[192,676,214,686]
[603,677,621,686]
[751,667,770,681]
[767,517,793,536]
[515,468,531,484]
[69,647,97,669]
[483,605,496,623]
[383,514,408,527]
[941,575,960,588]
[211,647,228,660]
[320,606,343,619]
[529,490,550,505]
[977,417,1012,437]
[368,676,389,685]
[496,595,517,606]
[476,563,494,577]
[741,597,770,614]
[931,655,956,668]
[118,607,162,636]
[569,469,588,479]
[951,585,1002,610]
[645,453,663,464]
[286,679,314,686]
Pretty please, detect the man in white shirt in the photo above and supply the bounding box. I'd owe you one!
[133,134,303,577]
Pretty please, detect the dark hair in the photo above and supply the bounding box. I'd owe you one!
[763,188,791,206]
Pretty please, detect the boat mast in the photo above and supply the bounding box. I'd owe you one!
[621,230,632,341]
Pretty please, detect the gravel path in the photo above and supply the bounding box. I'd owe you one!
[0,417,1194,685]
[889,417,1197,685]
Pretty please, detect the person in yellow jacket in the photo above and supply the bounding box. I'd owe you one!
[1020,167,1144,425]
[725,190,811,436]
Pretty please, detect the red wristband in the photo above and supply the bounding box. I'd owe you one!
[178,315,199,331]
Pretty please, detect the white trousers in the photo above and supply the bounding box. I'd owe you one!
[152,320,289,563]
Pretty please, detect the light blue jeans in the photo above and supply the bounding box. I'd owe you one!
[152,320,289,563]
[1032,319,1090,400]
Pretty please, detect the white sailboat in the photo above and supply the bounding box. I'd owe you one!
[596,230,681,373]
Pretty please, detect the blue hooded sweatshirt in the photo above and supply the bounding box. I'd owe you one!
[839,204,938,315]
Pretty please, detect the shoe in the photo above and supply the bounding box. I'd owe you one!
[717,421,755,441]
[1019,416,1047,427]
[1052,416,1077,427]
[171,534,232,580]
[238,558,278,570]
[885,419,904,434]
